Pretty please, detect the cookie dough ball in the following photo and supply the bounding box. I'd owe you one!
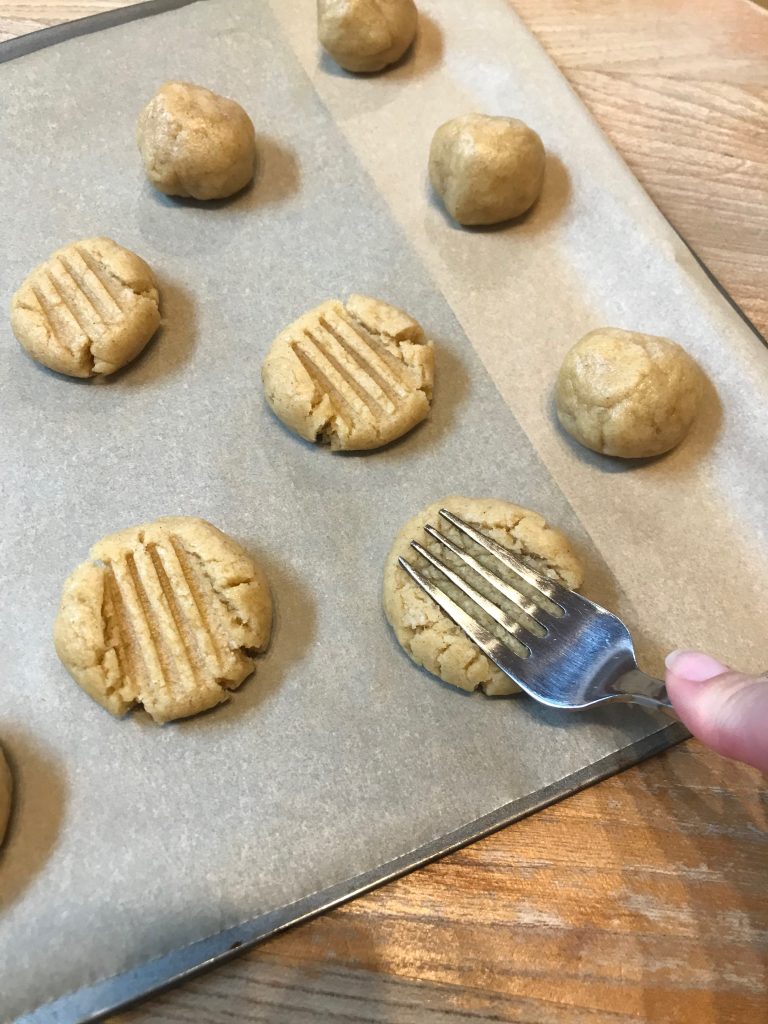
[555,328,704,458]
[317,0,417,73]
[137,81,256,200]
[383,497,584,694]
[0,745,11,848]
[54,517,272,724]
[10,238,160,379]
[262,294,434,451]
[429,114,545,226]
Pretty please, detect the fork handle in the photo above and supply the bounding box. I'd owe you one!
[618,670,675,712]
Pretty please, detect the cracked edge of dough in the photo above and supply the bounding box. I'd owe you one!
[53,517,272,722]
[383,496,584,695]
[0,744,11,848]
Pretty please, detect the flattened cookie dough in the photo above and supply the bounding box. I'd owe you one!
[318,0,418,73]
[383,497,584,694]
[54,517,272,724]
[262,294,434,451]
[429,114,545,226]
[555,328,704,458]
[137,81,256,200]
[10,237,161,378]
[0,745,11,848]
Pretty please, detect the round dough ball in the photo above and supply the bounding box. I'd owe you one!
[10,237,161,378]
[54,517,273,724]
[137,81,256,200]
[383,497,584,695]
[429,113,545,226]
[0,745,11,848]
[317,0,417,73]
[262,293,434,451]
[555,328,704,458]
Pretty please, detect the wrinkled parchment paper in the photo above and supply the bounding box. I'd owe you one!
[1,0,766,1019]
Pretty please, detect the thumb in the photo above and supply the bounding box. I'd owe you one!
[665,651,768,773]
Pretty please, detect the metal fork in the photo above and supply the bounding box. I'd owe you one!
[398,509,672,711]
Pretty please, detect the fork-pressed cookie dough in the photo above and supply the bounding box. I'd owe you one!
[54,517,272,724]
[10,237,161,378]
[262,294,434,450]
[383,497,584,694]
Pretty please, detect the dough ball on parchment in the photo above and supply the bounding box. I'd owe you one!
[429,113,545,226]
[137,81,256,200]
[383,497,584,695]
[261,294,434,451]
[54,517,272,725]
[317,0,418,73]
[10,237,161,378]
[555,328,704,458]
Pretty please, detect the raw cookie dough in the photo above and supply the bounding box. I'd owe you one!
[0,745,11,848]
[137,81,256,200]
[429,113,545,226]
[383,497,584,694]
[317,0,417,73]
[555,328,704,458]
[10,237,161,378]
[262,294,434,451]
[54,517,272,724]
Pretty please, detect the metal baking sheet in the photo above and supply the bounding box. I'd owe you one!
[1,1,766,1020]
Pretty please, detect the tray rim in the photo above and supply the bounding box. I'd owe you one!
[15,718,689,1024]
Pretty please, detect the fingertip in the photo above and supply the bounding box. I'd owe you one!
[664,650,729,683]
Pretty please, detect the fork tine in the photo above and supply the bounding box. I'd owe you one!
[438,509,565,611]
[409,541,535,644]
[423,524,547,630]
[397,558,532,690]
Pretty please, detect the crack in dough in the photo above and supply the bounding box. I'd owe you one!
[0,745,11,849]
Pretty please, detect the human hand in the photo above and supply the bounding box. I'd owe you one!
[665,651,768,773]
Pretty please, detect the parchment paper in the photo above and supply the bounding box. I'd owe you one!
[1,1,766,1020]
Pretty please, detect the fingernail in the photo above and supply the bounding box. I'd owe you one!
[665,649,729,682]
[665,650,685,669]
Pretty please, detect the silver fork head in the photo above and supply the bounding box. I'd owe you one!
[398,509,645,710]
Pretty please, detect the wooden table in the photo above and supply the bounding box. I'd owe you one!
[4,3,767,1021]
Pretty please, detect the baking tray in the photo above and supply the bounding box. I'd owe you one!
[1,1,766,1021]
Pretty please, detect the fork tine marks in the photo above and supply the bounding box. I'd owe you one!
[438,509,565,612]
[409,541,534,644]
[397,557,532,692]
[423,525,546,630]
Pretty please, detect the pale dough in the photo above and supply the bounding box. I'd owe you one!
[137,81,256,200]
[383,497,584,694]
[54,517,273,724]
[0,745,11,848]
[429,113,545,226]
[261,294,434,451]
[10,237,161,378]
[317,0,417,73]
[555,328,704,458]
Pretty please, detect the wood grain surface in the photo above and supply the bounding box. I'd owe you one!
[3,2,767,1022]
